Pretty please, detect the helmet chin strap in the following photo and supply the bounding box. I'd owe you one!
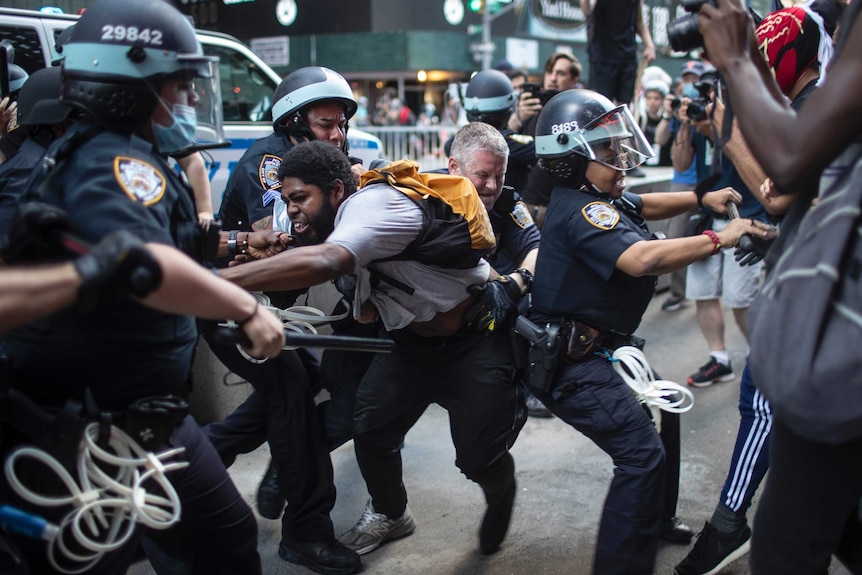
[582,177,611,197]
[287,112,350,155]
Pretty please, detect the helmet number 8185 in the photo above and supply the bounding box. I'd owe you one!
[101,25,164,46]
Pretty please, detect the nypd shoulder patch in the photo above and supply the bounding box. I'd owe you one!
[509,201,535,229]
[582,201,620,230]
[114,157,165,206]
[259,154,283,192]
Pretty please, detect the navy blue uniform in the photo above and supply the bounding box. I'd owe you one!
[486,186,541,274]
[530,187,670,575]
[2,123,261,575]
[500,128,535,194]
[0,138,49,234]
[219,131,293,230]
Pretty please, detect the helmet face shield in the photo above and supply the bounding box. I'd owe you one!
[187,64,226,150]
[578,106,653,171]
[536,103,653,172]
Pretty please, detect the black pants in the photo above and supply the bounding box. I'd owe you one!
[203,333,336,543]
[352,328,525,519]
[531,355,666,575]
[750,419,862,575]
[2,416,260,575]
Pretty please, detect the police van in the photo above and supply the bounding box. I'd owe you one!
[0,6,383,212]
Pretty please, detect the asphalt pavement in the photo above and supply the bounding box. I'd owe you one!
[129,292,852,575]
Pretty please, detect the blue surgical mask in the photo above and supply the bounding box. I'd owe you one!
[151,104,198,154]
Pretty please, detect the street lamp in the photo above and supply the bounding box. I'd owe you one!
[468,0,523,71]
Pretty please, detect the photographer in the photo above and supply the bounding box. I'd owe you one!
[695,0,862,573]
[673,5,837,574]
[670,69,769,389]
[512,52,580,138]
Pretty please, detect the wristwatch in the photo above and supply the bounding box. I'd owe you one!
[227,229,238,257]
[514,268,534,293]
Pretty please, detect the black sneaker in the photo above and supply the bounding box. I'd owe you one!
[687,358,734,388]
[674,521,751,575]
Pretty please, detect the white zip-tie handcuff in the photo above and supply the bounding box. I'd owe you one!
[607,346,695,433]
[4,422,188,574]
[222,292,350,364]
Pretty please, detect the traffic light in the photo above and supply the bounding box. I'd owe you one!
[468,0,508,14]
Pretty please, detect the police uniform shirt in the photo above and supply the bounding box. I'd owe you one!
[487,186,540,274]
[531,188,656,335]
[0,138,48,234]
[500,128,535,193]
[219,131,293,231]
[5,124,198,410]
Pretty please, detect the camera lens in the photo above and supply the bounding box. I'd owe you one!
[667,14,704,53]
[686,101,707,122]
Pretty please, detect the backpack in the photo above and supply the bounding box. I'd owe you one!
[748,140,862,444]
[358,159,496,273]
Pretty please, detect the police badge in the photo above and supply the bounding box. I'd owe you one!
[114,157,166,206]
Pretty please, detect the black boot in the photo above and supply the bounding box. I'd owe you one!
[256,460,285,520]
[476,454,517,555]
[278,539,361,575]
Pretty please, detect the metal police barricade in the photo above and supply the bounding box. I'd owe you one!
[359,126,452,172]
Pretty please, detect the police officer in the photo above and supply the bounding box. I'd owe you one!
[453,69,535,193]
[527,89,770,575]
[453,71,551,417]
[218,66,359,235]
[0,66,74,232]
[0,1,285,573]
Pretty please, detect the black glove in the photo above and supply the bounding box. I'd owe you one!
[73,230,163,311]
[1,202,72,263]
[733,234,773,266]
[464,274,522,332]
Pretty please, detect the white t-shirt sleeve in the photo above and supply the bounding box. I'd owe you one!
[327,185,423,266]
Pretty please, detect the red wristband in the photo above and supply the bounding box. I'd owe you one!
[702,229,722,255]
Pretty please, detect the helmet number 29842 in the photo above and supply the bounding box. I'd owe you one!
[101,25,164,46]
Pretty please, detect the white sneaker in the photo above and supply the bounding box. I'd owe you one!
[337,499,417,555]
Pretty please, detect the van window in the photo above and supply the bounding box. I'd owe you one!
[204,43,277,124]
[0,25,45,74]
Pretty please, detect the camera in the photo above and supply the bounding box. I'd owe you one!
[521,82,557,106]
[667,0,715,53]
[670,95,706,121]
[686,98,708,122]
[676,76,720,122]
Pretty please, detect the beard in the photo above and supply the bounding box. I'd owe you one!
[292,200,337,247]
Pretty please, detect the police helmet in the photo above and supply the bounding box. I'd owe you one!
[271,66,357,132]
[535,89,653,182]
[60,0,218,131]
[464,69,516,129]
[17,67,73,126]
